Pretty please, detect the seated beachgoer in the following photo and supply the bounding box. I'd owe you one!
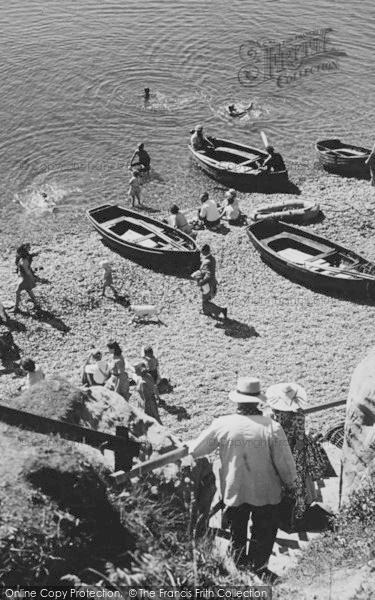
[130,143,151,173]
[167,204,194,235]
[20,358,45,390]
[220,188,239,210]
[220,196,241,224]
[190,125,215,153]
[83,349,108,386]
[262,145,286,173]
[198,192,221,230]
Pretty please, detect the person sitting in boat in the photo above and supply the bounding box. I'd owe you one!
[220,196,242,225]
[130,143,151,173]
[262,146,286,173]
[198,192,221,230]
[190,125,215,153]
[227,102,253,118]
[167,204,194,236]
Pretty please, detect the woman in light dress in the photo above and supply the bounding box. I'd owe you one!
[106,341,130,401]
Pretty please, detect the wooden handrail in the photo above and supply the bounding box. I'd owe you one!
[303,399,346,414]
[110,399,348,486]
[0,402,140,455]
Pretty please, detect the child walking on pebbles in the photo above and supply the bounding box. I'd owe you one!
[128,170,141,207]
[101,261,118,298]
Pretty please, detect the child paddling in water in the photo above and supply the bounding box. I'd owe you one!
[128,170,141,207]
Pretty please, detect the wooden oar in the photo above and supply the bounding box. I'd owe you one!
[260,131,269,148]
[305,262,375,280]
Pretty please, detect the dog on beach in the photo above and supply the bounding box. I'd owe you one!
[128,304,162,324]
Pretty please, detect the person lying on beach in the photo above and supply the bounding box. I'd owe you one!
[227,102,253,117]
[20,358,45,390]
[130,143,151,173]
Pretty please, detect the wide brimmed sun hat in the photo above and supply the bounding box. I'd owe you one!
[195,124,203,132]
[229,376,267,404]
[265,382,308,412]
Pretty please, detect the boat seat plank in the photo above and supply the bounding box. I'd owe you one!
[104,217,127,229]
[121,231,156,243]
[215,146,259,160]
[305,250,337,262]
[263,232,333,253]
[122,216,165,233]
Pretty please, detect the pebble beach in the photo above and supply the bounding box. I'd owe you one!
[1,165,375,441]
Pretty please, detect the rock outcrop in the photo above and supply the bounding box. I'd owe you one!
[342,348,375,499]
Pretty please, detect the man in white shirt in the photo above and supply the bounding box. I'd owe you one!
[198,192,221,229]
[84,350,108,386]
[188,376,296,574]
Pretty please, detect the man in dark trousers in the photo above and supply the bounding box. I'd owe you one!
[188,376,296,577]
[196,244,227,320]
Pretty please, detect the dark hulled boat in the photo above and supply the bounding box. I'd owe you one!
[316,139,370,176]
[87,204,200,273]
[189,137,288,191]
[247,219,375,298]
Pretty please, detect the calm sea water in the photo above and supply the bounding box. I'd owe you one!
[0,0,374,214]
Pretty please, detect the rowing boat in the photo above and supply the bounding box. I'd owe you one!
[316,139,370,176]
[247,219,375,298]
[249,200,321,224]
[87,204,200,273]
[189,137,288,191]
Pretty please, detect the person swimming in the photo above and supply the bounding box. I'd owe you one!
[227,101,253,118]
[143,88,150,101]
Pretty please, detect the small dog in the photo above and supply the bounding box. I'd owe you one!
[128,304,162,324]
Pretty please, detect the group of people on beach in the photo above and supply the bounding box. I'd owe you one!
[84,341,162,423]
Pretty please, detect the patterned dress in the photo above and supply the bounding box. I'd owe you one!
[272,409,313,518]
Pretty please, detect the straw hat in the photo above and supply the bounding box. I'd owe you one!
[265,382,308,412]
[195,124,203,132]
[229,376,267,404]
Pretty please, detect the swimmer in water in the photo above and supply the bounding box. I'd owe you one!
[143,88,150,101]
[227,101,253,118]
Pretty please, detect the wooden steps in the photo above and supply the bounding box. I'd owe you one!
[208,443,342,579]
